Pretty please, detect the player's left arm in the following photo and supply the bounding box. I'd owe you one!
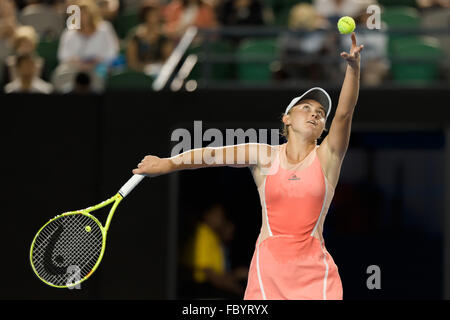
[323,32,364,160]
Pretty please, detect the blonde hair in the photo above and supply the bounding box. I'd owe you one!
[13,26,39,51]
[77,0,103,30]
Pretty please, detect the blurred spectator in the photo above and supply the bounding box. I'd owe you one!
[5,26,44,84]
[24,0,67,4]
[417,0,450,12]
[71,71,93,93]
[339,2,389,86]
[162,0,218,40]
[51,61,106,92]
[19,0,65,39]
[4,53,53,93]
[313,0,374,24]
[216,0,274,46]
[57,0,119,73]
[420,2,450,80]
[52,0,69,14]
[0,0,18,85]
[188,203,245,299]
[277,3,336,83]
[216,0,272,26]
[0,0,19,30]
[96,0,120,21]
[125,1,174,75]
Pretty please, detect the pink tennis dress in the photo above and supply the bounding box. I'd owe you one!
[244,143,343,300]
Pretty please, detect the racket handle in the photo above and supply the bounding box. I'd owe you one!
[119,174,146,198]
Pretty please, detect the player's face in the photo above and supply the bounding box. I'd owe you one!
[284,99,326,140]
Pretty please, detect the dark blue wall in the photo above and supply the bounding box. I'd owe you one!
[1,88,447,299]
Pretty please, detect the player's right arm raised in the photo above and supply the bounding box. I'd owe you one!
[132,143,273,177]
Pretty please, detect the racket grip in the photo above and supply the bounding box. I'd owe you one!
[119,174,146,198]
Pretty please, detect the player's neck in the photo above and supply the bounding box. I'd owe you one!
[285,137,316,164]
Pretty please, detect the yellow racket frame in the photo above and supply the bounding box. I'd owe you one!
[29,193,123,288]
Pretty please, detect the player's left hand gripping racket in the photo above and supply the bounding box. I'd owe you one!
[30,174,145,288]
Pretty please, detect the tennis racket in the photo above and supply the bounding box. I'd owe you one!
[30,174,146,288]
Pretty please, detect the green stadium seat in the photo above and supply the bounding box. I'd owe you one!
[236,38,278,84]
[382,6,422,55]
[390,36,443,84]
[186,40,235,81]
[106,69,154,89]
[113,12,139,39]
[36,40,59,80]
[378,0,417,7]
[381,6,421,28]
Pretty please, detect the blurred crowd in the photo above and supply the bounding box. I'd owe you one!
[0,0,448,93]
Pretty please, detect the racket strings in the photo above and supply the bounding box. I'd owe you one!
[31,214,103,287]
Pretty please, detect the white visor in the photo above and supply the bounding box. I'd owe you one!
[284,87,332,118]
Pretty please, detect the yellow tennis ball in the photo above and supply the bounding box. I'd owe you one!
[337,16,356,34]
[85,226,91,232]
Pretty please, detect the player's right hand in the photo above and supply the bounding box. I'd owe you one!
[132,155,174,177]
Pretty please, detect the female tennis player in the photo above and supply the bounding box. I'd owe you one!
[133,32,364,300]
